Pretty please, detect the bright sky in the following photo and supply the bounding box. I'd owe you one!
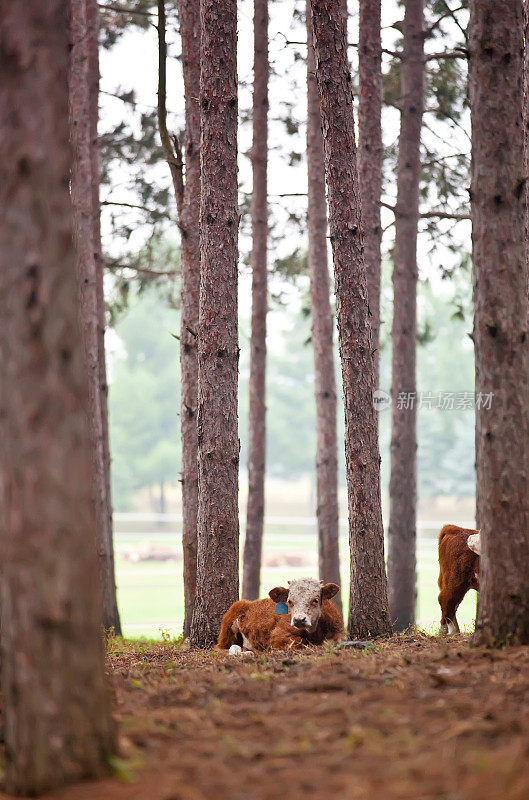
[99,0,472,354]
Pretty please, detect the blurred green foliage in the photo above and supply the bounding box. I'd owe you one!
[108,257,475,510]
[109,287,181,508]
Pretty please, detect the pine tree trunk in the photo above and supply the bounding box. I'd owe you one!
[0,1,115,793]
[309,0,392,639]
[190,0,239,648]
[87,0,121,636]
[387,0,424,632]
[358,0,383,381]
[86,0,121,635]
[177,0,201,638]
[306,0,341,611]
[470,0,529,646]
[242,0,268,601]
[70,0,121,636]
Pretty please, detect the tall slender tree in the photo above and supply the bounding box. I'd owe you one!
[309,0,392,639]
[305,0,341,611]
[70,0,122,636]
[87,0,122,636]
[0,0,115,792]
[242,0,269,601]
[470,0,529,646]
[157,0,200,637]
[177,0,201,638]
[190,0,240,648]
[387,0,424,632]
[358,0,383,381]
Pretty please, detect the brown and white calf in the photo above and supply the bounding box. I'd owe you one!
[216,577,344,652]
[438,524,480,634]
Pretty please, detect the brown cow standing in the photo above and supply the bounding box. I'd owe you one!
[438,524,480,634]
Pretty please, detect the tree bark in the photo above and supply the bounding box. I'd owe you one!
[305,0,341,611]
[190,0,239,648]
[470,0,529,646]
[309,0,392,639]
[358,0,383,381]
[0,1,115,793]
[158,0,200,637]
[77,0,122,636]
[387,0,424,632]
[242,0,268,601]
[87,0,121,636]
[175,0,201,638]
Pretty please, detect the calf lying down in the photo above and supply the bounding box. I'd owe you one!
[216,577,344,652]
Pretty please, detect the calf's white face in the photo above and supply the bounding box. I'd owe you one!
[269,577,339,633]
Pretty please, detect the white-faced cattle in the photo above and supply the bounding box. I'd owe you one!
[216,577,344,652]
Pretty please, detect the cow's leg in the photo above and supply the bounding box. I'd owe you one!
[269,628,304,650]
[438,568,450,634]
[228,621,255,653]
[439,584,468,634]
[215,600,250,650]
[216,615,241,650]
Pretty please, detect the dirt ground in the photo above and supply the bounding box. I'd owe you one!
[7,634,529,800]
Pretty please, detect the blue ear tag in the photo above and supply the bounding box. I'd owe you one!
[274,601,288,615]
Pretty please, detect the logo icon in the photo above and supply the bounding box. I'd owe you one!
[373,389,391,412]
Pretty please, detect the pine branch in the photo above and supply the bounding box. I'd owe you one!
[157,0,184,214]
[424,5,466,37]
[100,88,179,117]
[420,210,470,220]
[383,48,403,59]
[424,47,468,61]
[98,3,156,20]
[277,32,401,60]
[423,117,471,145]
[101,199,173,219]
[381,201,470,220]
[273,195,471,222]
[107,263,178,277]
[434,1,468,42]
[422,152,469,167]
[350,41,402,58]
[276,32,307,47]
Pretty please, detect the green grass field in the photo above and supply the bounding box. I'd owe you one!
[114,517,477,639]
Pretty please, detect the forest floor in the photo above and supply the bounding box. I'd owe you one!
[12,633,529,800]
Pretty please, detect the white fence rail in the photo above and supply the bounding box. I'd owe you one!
[114,512,476,530]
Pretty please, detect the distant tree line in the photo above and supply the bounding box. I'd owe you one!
[108,265,476,509]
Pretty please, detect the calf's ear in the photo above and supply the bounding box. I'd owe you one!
[269,586,288,602]
[321,582,340,599]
